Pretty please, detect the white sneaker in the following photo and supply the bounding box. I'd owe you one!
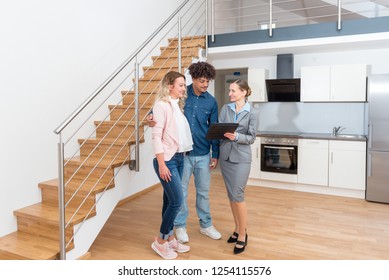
[169,238,190,253]
[175,227,189,243]
[200,225,222,240]
[151,238,178,260]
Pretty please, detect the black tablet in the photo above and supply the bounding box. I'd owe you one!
[206,123,239,140]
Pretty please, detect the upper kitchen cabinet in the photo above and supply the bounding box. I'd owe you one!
[301,65,330,102]
[248,68,269,102]
[301,64,367,102]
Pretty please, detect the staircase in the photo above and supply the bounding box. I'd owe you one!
[0,36,205,260]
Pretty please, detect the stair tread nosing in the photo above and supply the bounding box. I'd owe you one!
[14,203,96,225]
[38,178,115,194]
[65,155,131,169]
[0,231,60,260]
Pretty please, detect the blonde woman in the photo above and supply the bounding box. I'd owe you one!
[151,71,193,259]
[219,79,259,254]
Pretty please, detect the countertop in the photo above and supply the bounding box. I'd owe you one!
[257,131,367,141]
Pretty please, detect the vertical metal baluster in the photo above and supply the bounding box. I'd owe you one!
[205,0,208,56]
[211,0,215,43]
[337,0,342,30]
[58,134,66,260]
[135,59,140,172]
[178,16,182,73]
[269,0,273,37]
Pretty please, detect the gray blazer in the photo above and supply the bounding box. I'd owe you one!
[219,103,259,163]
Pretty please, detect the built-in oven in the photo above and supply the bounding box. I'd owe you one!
[261,137,298,174]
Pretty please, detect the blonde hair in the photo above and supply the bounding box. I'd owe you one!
[155,71,187,112]
[232,79,252,100]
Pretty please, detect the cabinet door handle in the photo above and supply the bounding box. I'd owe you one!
[368,124,373,149]
[331,152,333,164]
[367,152,372,177]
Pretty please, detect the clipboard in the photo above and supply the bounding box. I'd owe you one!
[206,123,239,140]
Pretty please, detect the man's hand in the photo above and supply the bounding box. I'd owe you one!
[146,113,156,127]
[210,158,218,171]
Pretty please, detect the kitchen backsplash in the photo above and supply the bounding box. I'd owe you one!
[252,102,366,135]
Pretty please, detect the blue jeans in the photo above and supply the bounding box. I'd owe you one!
[174,153,212,229]
[153,153,184,240]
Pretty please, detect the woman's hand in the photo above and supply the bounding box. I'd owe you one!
[159,163,172,182]
[146,113,157,127]
[224,132,236,141]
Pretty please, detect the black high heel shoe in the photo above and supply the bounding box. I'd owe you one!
[227,232,238,243]
[233,233,248,254]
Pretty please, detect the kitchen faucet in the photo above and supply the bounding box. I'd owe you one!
[332,126,344,136]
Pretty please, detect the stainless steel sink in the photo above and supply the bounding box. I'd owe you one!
[332,134,366,140]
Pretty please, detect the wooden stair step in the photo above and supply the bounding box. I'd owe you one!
[79,145,129,162]
[122,91,156,106]
[109,105,151,121]
[108,104,152,110]
[65,155,129,169]
[158,47,201,58]
[39,178,111,217]
[142,65,180,73]
[14,203,95,226]
[95,118,148,126]
[94,120,144,127]
[151,57,193,68]
[161,44,204,50]
[94,120,139,127]
[168,36,205,47]
[39,178,114,198]
[77,137,141,147]
[0,232,60,260]
[94,121,141,141]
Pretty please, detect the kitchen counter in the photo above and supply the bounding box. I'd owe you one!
[257,131,367,141]
[299,133,367,141]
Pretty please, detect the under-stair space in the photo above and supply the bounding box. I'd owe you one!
[0,36,205,260]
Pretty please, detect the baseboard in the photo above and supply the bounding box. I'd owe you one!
[116,183,160,207]
[77,251,91,260]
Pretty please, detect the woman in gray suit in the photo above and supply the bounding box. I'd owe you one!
[219,79,259,254]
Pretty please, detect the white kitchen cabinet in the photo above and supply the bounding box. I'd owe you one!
[301,65,331,102]
[249,137,261,179]
[248,68,268,102]
[301,64,367,102]
[298,139,329,186]
[328,140,366,190]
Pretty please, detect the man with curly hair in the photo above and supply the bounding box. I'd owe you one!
[148,61,221,243]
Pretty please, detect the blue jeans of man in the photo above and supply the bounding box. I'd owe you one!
[153,152,184,240]
[174,152,212,229]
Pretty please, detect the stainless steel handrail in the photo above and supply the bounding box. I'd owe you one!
[53,0,189,135]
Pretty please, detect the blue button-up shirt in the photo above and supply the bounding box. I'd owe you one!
[227,102,251,142]
[227,102,251,122]
[184,84,219,159]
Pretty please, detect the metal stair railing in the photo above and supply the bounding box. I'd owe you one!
[53,0,208,260]
[210,0,389,39]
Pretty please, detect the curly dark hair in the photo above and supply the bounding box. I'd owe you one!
[188,61,216,80]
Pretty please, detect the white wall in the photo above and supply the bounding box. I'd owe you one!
[208,45,389,134]
[0,0,184,237]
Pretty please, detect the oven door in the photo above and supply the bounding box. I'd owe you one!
[261,144,298,174]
